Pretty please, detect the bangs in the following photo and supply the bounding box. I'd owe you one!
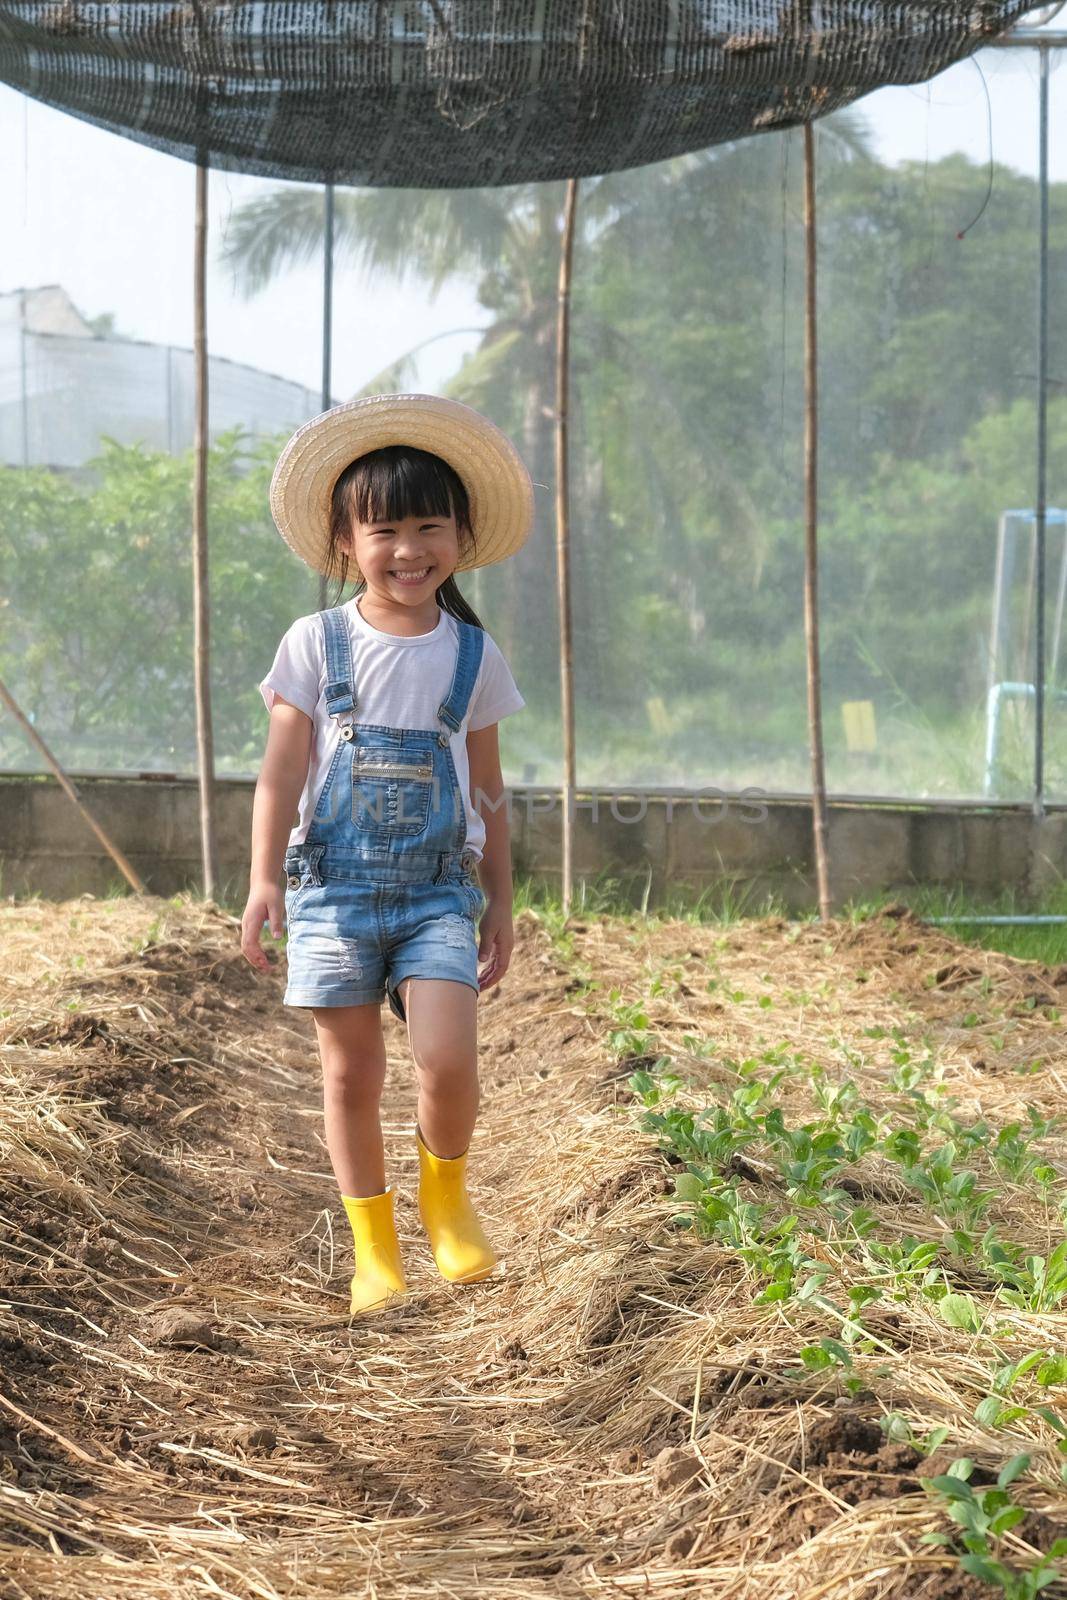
[341,446,467,529]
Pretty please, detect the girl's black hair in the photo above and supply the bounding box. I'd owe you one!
[324,444,485,628]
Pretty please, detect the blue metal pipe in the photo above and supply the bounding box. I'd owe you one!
[923,914,1067,925]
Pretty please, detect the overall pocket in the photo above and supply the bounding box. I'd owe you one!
[283,847,323,921]
[460,874,487,921]
[350,740,436,837]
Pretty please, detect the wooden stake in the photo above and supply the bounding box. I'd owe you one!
[0,675,148,895]
[555,178,579,917]
[803,124,832,920]
[193,156,219,899]
[318,179,335,614]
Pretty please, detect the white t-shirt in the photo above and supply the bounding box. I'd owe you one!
[258,597,525,861]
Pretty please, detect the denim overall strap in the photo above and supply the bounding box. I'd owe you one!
[436,619,485,739]
[320,606,357,739]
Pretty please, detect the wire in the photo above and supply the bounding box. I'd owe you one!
[779,129,790,469]
[956,54,995,239]
[1023,2,1067,25]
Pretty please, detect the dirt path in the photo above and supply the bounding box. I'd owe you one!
[1,896,1065,1598]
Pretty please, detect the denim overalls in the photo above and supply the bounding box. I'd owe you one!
[281,605,488,1023]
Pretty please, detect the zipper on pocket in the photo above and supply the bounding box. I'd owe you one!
[353,757,433,781]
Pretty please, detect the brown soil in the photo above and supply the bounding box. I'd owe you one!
[0,892,1064,1598]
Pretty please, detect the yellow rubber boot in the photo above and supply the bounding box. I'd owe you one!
[415,1125,498,1283]
[340,1186,408,1316]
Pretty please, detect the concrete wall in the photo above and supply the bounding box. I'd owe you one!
[3,775,1065,912]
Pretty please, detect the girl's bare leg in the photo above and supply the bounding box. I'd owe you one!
[312,1003,388,1197]
[399,977,480,1158]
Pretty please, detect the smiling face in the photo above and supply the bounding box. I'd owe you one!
[326,445,474,621]
[341,510,462,607]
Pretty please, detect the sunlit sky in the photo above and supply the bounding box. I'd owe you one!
[0,27,1063,402]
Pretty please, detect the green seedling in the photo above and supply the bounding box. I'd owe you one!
[919,1455,1066,1598]
[679,1034,720,1059]
[991,1242,1067,1314]
[628,1061,684,1105]
[896,1144,995,1225]
[1030,1407,1067,1484]
[881,1411,952,1454]
[799,1337,853,1374]
[992,1350,1058,1398]
[862,1236,943,1296]
[975,1395,1032,1431]
[990,1115,1060,1185]
[605,989,657,1062]
[937,1292,985,1334]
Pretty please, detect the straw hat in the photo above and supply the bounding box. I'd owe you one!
[269,392,535,584]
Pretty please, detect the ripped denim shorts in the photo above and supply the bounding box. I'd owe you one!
[281,845,487,1024]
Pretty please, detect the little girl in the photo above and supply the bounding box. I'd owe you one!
[240,393,533,1319]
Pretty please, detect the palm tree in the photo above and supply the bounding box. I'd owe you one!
[221,111,873,687]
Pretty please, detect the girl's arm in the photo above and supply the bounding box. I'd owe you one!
[240,697,313,973]
[467,721,514,991]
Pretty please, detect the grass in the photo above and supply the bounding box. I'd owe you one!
[841,881,1067,966]
[525,874,1067,971]
[15,866,1067,969]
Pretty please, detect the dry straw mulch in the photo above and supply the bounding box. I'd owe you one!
[0,892,1065,1599]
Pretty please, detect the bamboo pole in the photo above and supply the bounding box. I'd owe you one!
[802,124,832,920]
[193,156,219,899]
[554,178,579,917]
[318,180,335,613]
[0,676,148,894]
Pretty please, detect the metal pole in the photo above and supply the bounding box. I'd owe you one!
[1051,513,1067,685]
[318,180,335,612]
[166,342,174,454]
[924,914,1067,925]
[803,124,832,921]
[987,29,1067,47]
[19,289,29,466]
[1034,45,1050,823]
[989,512,1011,699]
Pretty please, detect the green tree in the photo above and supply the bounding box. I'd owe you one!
[219,117,873,704]
[0,430,291,778]
[6,130,1062,802]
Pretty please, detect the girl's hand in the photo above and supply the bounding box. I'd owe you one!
[241,880,286,973]
[475,899,514,995]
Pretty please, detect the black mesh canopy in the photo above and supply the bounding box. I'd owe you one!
[0,2,1037,186]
